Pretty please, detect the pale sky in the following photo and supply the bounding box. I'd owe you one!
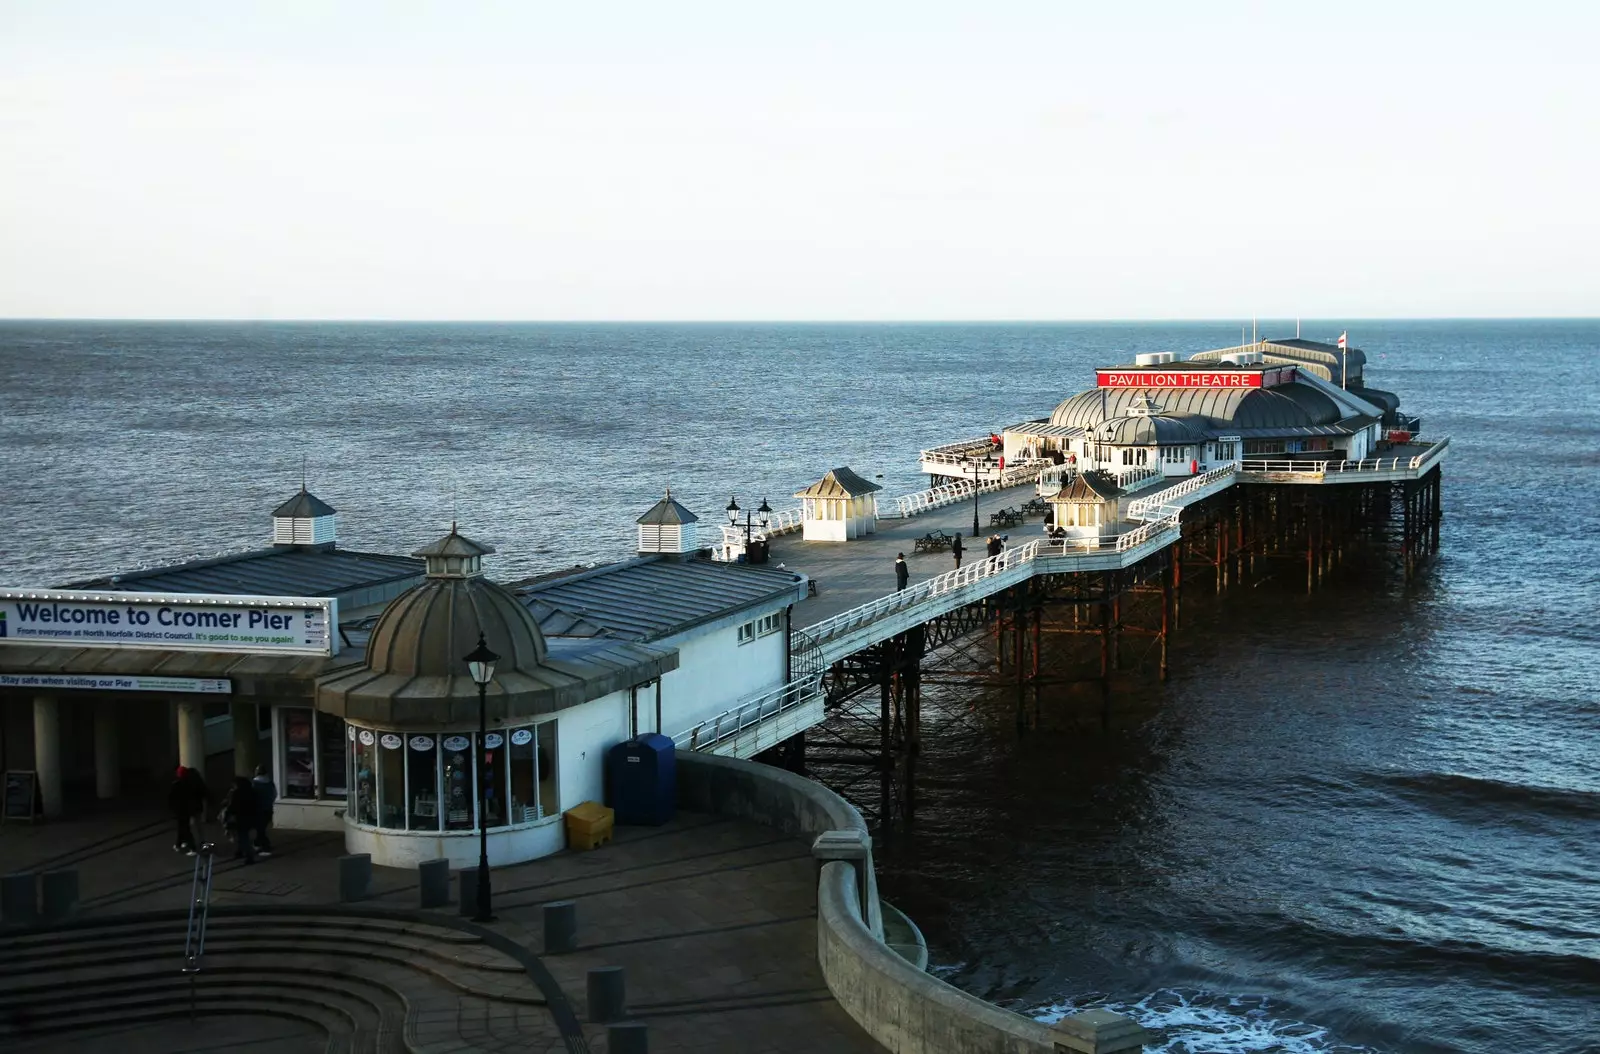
[2,1,1595,320]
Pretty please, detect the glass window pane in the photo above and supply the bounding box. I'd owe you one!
[351,728,377,826]
[281,709,316,800]
[509,727,536,825]
[535,723,559,820]
[480,731,506,829]
[407,734,440,831]
[317,712,347,798]
[377,733,406,829]
[441,734,474,829]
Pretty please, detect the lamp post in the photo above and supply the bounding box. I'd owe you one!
[968,453,996,538]
[726,496,772,559]
[464,633,499,923]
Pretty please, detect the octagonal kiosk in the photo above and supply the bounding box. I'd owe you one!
[315,526,676,868]
[795,467,882,542]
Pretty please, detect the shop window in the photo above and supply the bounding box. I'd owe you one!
[351,728,377,826]
[316,711,347,798]
[441,734,475,829]
[281,709,317,800]
[479,731,506,828]
[537,724,559,820]
[377,733,406,829]
[407,735,440,831]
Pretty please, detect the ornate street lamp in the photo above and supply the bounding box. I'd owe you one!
[968,452,997,538]
[726,496,772,550]
[464,633,499,922]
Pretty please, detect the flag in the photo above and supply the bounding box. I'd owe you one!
[1337,331,1348,349]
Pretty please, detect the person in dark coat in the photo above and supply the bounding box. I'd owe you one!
[251,765,277,857]
[894,553,910,591]
[222,776,260,864]
[169,765,212,855]
[952,534,964,569]
[987,534,1003,558]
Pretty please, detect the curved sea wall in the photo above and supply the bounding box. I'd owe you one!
[675,752,1057,1054]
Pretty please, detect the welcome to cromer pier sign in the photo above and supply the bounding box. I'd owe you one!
[0,589,338,656]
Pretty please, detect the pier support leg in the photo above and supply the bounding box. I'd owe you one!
[1159,554,1172,681]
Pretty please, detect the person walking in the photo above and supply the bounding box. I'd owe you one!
[250,764,277,857]
[894,553,910,591]
[987,534,1003,558]
[168,766,197,854]
[952,534,964,569]
[221,776,259,864]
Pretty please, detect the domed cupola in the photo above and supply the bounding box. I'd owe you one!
[321,525,555,726]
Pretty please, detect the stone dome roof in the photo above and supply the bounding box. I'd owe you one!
[363,570,549,680]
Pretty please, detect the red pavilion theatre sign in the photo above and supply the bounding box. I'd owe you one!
[1095,366,1295,389]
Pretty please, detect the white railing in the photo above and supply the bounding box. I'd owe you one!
[714,505,807,559]
[672,673,824,751]
[794,541,1042,650]
[1036,463,1077,496]
[1112,465,1163,489]
[918,436,996,466]
[1125,465,1239,521]
[887,463,1045,519]
[1240,437,1448,477]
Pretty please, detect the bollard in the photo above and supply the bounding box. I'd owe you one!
[40,869,78,921]
[1050,1008,1156,1054]
[1,872,39,926]
[543,900,577,953]
[418,859,450,909]
[586,965,627,1023]
[608,1021,648,1054]
[459,866,479,917]
[338,853,372,903]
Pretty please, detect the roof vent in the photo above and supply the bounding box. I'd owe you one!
[636,488,700,555]
[272,488,336,548]
[1134,353,1163,366]
[1158,352,1178,364]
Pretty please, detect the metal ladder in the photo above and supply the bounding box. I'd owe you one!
[182,839,216,1019]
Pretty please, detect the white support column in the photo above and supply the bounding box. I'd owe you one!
[33,695,63,818]
[231,701,258,777]
[176,699,205,771]
[94,701,120,799]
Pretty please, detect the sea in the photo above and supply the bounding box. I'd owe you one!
[2,320,1596,1054]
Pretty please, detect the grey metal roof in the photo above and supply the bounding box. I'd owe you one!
[637,489,700,526]
[1004,421,1086,439]
[1051,382,1342,433]
[271,489,337,518]
[1091,413,1209,446]
[794,467,882,498]
[413,528,495,559]
[514,556,806,642]
[1050,471,1124,502]
[60,547,425,601]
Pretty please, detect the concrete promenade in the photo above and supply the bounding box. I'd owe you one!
[775,483,1045,627]
[1,799,884,1054]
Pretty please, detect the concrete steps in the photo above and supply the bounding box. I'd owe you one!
[0,910,550,1053]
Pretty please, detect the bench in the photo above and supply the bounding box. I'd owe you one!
[1021,498,1048,517]
[989,507,1023,528]
[913,529,956,553]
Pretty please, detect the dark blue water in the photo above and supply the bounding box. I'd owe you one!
[2,320,1596,1053]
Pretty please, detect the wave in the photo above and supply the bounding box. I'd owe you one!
[1033,990,1380,1054]
[1373,771,1600,823]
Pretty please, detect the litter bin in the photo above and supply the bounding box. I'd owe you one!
[607,734,676,826]
[746,539,769,565]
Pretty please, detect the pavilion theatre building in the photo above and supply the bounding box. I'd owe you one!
[0,490,804,868]
[1000,336,1422,487]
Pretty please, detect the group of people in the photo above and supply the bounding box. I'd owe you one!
[896,533,1009,588]
[167,763,278,864]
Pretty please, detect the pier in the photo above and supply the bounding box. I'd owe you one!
[672,338,1449,826]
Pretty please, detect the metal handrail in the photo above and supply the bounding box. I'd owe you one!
[1125,465,1239,521]
[183,844,215,973]
[673,673,825,750]
[918,436,997,465]
[890,463,1044,518]
[1240,437,1449,477]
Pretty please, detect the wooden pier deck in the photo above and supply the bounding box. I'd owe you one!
[767,484,1044,627]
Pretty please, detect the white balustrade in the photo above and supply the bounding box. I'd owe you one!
[672,674,824,751]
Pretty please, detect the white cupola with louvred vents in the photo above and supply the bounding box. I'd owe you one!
[272,487,337,548]
[636,488,699,556]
